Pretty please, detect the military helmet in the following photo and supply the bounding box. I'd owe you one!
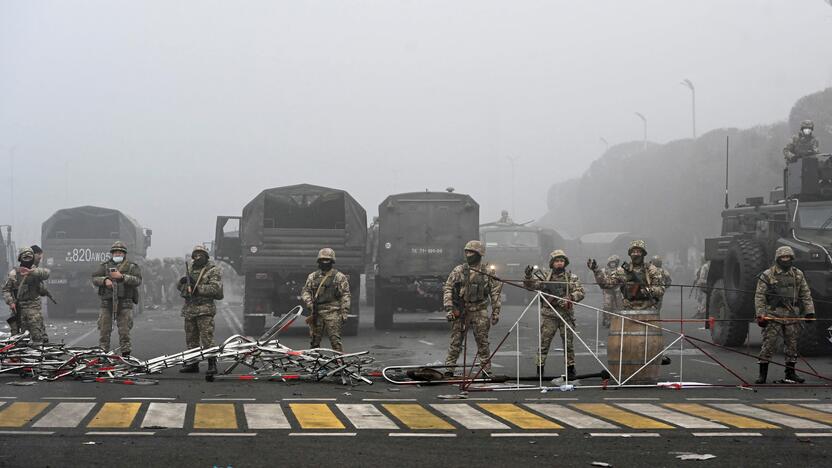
[17,247,34,261]
[110,241,128,254]
[607,254,621,264]
[549,249,569,267]
[650,255,663,268]
[800,120,814,130]
[192,245,209,257]
[775,245,795,259]
[464,240,485,256]
[628,239,647,256]
[317,248,336,262]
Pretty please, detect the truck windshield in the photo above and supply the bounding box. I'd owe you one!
[483,230,539,248]
[797,204,832,230]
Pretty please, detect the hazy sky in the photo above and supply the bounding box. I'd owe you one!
[2,0,832,257]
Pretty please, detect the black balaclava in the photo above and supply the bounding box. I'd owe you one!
[318,259,333,272]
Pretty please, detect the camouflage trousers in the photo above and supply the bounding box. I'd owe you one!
[310,310,344,352]
[182,303,216,349]
[98,301,133,354]
[17,302,48,343]
[445,308,491,371]
[759,320,799,363]
[537,309,575,367]
[601,290,623,327]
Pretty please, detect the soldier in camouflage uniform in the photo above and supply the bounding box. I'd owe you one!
[525,249,585,379]
[754,246,814,384]
[783,120,820,162]
[590,240,666,311]
[178,245,224,374]
[3,247,50,342]
[649,256,672,313]
[589,255,624,328]
[91,241,142,356]
[692,258,710,319]
[443,240,502,377]
[301,248,351,352]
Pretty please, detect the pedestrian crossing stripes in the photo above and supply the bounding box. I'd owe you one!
[0,401,831,434]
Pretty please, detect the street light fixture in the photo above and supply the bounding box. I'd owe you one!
[634,112,647,150]
[681,79,696,138]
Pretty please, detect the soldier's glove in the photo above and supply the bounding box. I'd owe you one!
[756,316,768,328]
[524,265,534,278]
[805,313,816,321]
[341,312,349,324]
[491,312,500,325]
[445,310,457,322]
[621,262,632,273]
[587,259,597,271]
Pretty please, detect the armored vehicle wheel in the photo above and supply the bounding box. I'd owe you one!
[798,319,832,356]
[709,278,749,346]
[723,239,766,318]
[244,315,265,337]
[374,287,393,330]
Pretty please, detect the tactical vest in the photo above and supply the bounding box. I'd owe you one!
[312,271,341,305]
[794,136,817,157]
[98,261,140,304]
[542,271,569,298]
[621,267,649,301]
[12,268,42,302]
[462,266,490,303]
[765,272,799,308]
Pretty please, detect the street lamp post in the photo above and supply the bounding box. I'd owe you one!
[600,137,609,153]
[681,79,696,138]
[634,112,647,150]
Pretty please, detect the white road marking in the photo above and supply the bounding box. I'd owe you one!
[417,340,434,346]
[525,404,617,429]
[685,398,738,401]
[243,404,291,429]
[713,404,830,429]
[616,404,727,429]
[590,433,660,437]
[85,432,156,436]
[0,396,18,399]
[431,404,510,430]
[33,402,96,428]
[692,432,763,437]
[42,397,96,401]
[281,398,337,402]
[603,398,659,401]
[524,398,579,401]
[764,398,818,402]
[141,403,187,429]
[795,433,832,437]
[223,308,245,334]
[0,431,54,435]
[388,433,456,438]
[288,432,357,437]
[201,398,257,402]
[122,397,176,401]
[801,404,832,413]
[494,351,521,356]
[67,327,98,347]
[490,433,559,437]
[362,399,417,402]
[336,404,399,429]
[219,308,242,335]
[188,433,258,437]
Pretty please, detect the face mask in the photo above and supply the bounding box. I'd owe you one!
[802,128,812,136]
[20,259,34,268]
[318,260,333,272]
[777,258,793,270]
[192,255,208,268]
[631,254,644,266]
[465,253,481,266]
[112,256,124,264]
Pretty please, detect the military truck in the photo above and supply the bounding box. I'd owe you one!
[215,184,367,336]
[370,190,478,329]
[705,154,832,355]
[41,206,152,317]
[479,220,561,304]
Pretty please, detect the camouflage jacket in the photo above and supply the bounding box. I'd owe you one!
[594,267,618,291]
[600,263,665,310]
[524,269,584,313]
[301,269,351,316]
[657,267,672,288]
[442,263,502,314]
[754,264,814,318]
[3,267,50,308]
[783,135,819,160]
[91,259,142,303]
[177,261,223,310]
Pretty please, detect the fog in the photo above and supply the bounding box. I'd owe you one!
[2,0,832,257]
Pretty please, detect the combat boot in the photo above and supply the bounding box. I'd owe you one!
[179,363,199,373]
[661,355,672,365]
[784,362,804,384]
[755,362,768,384]
[536,365,545,378]
[122,352,130,358]
[567,365,577,381]
[443,371,454,379]
[206,358,218,376]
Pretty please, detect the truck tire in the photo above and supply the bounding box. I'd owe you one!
[374,286,393,330]
[723,239,766,318]
[709,278,749,346]
[244,315,265,337]
[798,320,832,356]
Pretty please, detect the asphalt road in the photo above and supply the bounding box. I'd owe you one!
[1,292,831,467]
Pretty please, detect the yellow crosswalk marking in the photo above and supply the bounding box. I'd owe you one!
[193,404,238,430]
[479,404,562,429]
[572,404,673,429]
[663,404,778,429]
[383,404,454,430]
[290,404,345,429]
[87,403,141,428]
[0,402,50,428]
[758,404,832,425]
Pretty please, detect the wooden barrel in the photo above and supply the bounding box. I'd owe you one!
[607,309,663,385]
